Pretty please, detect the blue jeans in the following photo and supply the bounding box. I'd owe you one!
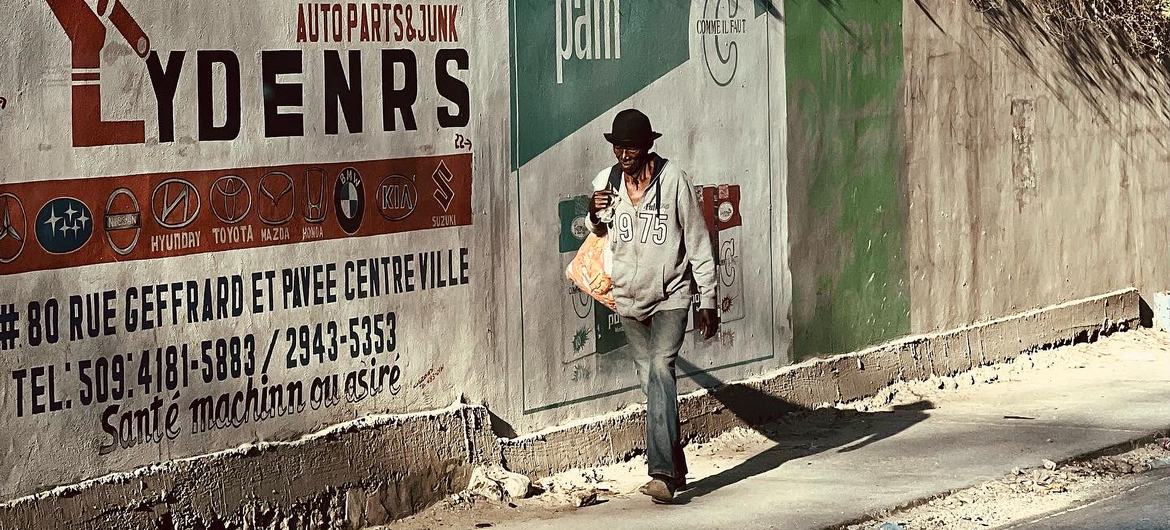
[621,308,688,481]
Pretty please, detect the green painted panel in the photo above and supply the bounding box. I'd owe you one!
[508,0,691,169]
[594,303,627,354]
[558,196,590,253]
[785,0,909,360]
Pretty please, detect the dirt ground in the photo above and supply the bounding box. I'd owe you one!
[380,330,1170,530]
[843,440,1170,530]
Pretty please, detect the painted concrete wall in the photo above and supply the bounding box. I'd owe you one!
[901,0,1170,332]
[505,0,790,430]
[784,0,1170,359]
[785,0,909,360]
[1,0,1168,520]
[0,0,789,501]
[0,0,511,500]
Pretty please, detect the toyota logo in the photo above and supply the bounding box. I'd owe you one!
[210,175,251,225]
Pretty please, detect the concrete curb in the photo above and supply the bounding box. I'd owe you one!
[500,289,1141,478]
[0,404,495,530]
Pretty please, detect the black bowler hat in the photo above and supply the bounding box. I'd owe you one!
[604,109,662,147]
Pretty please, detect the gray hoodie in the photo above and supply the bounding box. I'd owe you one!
[587,156,717,321]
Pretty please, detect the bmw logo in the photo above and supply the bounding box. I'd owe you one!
[334,167,364,235]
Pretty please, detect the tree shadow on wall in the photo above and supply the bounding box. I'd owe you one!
[755,0,783,20]
[670,357,932,504]
[809,0,860,40]
[946,0,1170,136]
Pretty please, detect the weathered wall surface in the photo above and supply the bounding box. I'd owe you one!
[0,404,496,530]
[785,0,1170,359]
[2,0,1168,527]
[0,0,509,501]
[505,0,790,431]
[785,0,910,360]
[0,0,791,512]
[901,0,1170,332]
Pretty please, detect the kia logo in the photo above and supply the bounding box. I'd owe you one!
[376,174,418,221]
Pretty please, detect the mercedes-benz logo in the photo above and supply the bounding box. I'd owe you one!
[151,178,200,229]
[209,175,251,225]
[0,193,27,264]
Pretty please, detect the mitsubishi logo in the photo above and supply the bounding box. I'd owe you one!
[151,178,200,229]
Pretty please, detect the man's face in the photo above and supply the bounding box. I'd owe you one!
[613,144,650,176]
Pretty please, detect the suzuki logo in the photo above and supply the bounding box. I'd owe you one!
[151,178,200,229]
[431,160,455,212]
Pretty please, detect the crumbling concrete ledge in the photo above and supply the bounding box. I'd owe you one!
[0,289,1141,529]
[0,404,495,530]
[500,288,1142,478]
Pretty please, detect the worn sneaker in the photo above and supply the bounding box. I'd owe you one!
[638,478,675,504]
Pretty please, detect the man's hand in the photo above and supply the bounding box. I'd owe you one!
[697,308,719,339]
[589,190,616,215]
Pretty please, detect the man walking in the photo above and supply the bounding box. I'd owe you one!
[587,109,719,504]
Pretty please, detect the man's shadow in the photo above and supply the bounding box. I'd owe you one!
[671,357,932,504]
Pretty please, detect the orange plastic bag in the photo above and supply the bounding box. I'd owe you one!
[565,232,617,311]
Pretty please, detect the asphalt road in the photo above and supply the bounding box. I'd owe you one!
[1008,470,1170,530]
